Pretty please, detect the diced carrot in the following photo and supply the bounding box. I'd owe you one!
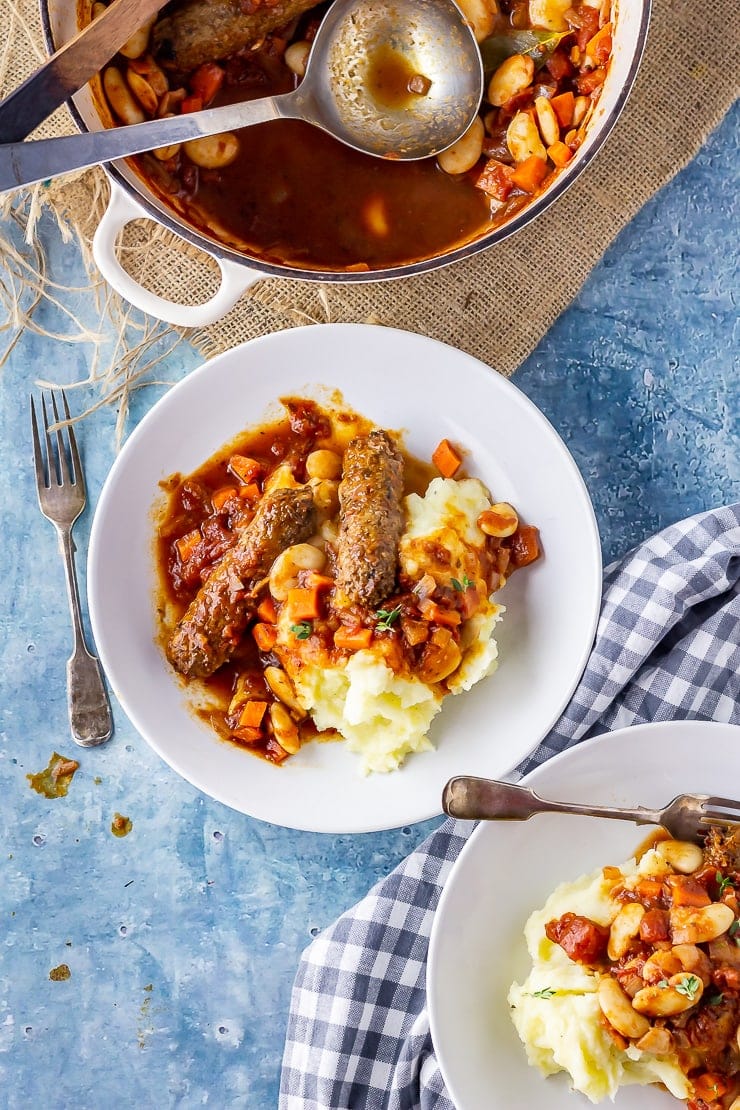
[180,95,203,114]
[334,626,373,651]
[474,159,515,202]
[572,5,600,51]
[212,486,238,511]
[286,586,322,622]
[432,438,462,478]
[635,878,664,901]
[665,875,712,908]
[238,482,261,501]
[228,454,262,484]
[547,141,573,168]
[175,529,200,563]
[252,622,278,652]
[419,599,462,627]
[510,155,549,194]
[550,91,575,128]
[232,726,263,745]
[603,866,622,881]
[190,62,225,107]
[692,1074,730,1101]
[257,595,278,624]
[304,572,334,591]
[238,700,269,729]
[586,23,612,66]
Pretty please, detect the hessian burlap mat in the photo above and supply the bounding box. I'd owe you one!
[1,0,737,377]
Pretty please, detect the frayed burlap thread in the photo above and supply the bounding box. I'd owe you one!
[1,0,737,381]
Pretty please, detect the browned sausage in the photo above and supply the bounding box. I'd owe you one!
[153,0,320,72]
[167,486,315,678]
[335,429,404,609]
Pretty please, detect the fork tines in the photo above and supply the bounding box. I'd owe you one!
[31,389,81,489]
[700,796,740,826]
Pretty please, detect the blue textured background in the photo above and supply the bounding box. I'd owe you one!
[1,102,738,1108]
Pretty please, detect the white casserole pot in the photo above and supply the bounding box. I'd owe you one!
[41,0,650,327]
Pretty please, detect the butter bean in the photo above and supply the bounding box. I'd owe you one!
[184,132,240,169]
[437,116,484,176]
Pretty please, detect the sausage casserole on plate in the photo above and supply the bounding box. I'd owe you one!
[510,829,740,1108]
[156,396,540,772]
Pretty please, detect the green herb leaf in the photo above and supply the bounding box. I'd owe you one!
[708,991,724,1007]
[479,29,568,77]
[375,605,402,631]
[716,870,735,896]
[290,621,312,640]
[532,987,556,1000]
[657,979,670,990]
[675,975,701,1001]
[451,574,474,592]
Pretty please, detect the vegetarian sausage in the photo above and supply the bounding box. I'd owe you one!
[167,486,316,678]
[152,0,320,72]
[335,429,405,609]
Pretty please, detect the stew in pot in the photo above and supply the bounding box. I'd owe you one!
[91,0,614,270]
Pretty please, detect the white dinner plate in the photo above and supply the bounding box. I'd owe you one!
[428,720,740,1108]
[88,324,601,832]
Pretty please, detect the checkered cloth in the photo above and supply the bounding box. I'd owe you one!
[280,505,740,1110]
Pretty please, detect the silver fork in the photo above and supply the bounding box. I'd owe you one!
[31,391,113,747]
[442,776,740,844]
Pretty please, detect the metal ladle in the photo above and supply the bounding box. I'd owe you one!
[0,0,484,194]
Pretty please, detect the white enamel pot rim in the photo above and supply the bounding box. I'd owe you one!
[41,0,651,327]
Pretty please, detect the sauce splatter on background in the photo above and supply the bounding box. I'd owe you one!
[27,754,79,798]
[111,814,133,837]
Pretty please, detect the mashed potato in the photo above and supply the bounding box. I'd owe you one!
[284,476,504,774]
[509,852,691,1103]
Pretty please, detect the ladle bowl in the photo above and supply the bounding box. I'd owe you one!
[0,0,483,192]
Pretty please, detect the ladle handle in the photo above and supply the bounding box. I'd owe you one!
[0,94,294,193]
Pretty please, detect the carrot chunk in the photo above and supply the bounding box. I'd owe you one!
[252,623,278,652]
[510,155,548,194]
[665,875,712,908]
[228,454,262,484]
[286,586,322,622]
[334,626,373,651]
[585,24,612,65]
[175,529,200,563]
[304,572,334,591]
[257,596,278,624]
[238,700,269,729]
[550,91,575,128]
[547,141,573,168]
[238,482,261,502]
[180,95,203,114]
[692,1074,730,1101]
[190,62,225,106]
[212,486,238,511]
[419,599,462,627]
[432,438,462,478]
[232,726,263,745]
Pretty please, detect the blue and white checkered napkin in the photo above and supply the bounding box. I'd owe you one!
[280,505,740,1110]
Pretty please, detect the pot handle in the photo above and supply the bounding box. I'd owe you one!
[92,181,262,327]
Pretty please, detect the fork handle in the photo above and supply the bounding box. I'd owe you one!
[59,528,113,747]
[442,777,662,827]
